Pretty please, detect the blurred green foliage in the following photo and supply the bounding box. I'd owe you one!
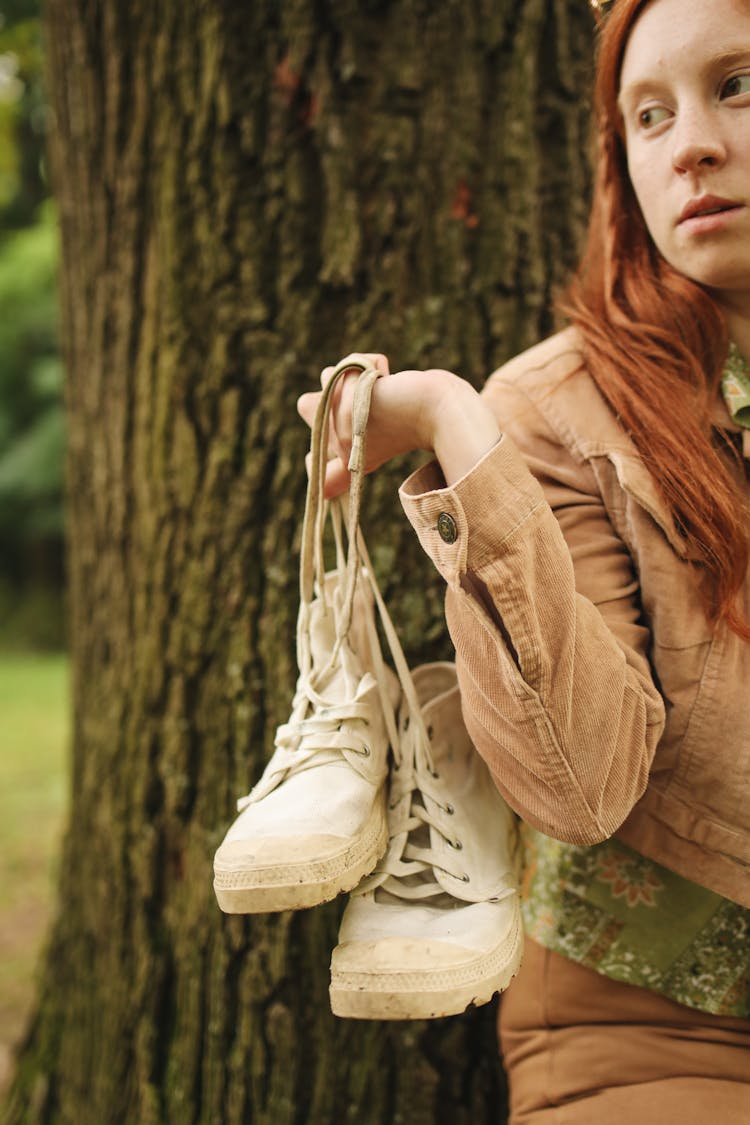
[0,1,48,226]
[0,0,64,649]
[0,200,61,539]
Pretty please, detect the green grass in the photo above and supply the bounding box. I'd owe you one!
[0,651,69,1080]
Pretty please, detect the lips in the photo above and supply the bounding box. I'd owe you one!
[679,195,742,224]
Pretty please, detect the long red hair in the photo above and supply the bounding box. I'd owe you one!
[564,0,750,639]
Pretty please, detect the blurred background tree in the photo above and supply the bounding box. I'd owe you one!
[0,0,63,651]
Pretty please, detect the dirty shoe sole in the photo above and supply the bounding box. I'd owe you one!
[329,912,523,1019]
[214,803,388,914]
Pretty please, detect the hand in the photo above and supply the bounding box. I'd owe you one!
[297,352,502,498]
[298,352,434,497]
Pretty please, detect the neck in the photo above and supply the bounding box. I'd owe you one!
[727,317,750,362]
[714,294,750,360]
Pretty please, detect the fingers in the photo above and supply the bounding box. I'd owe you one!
[298,352,390,422]
[320,353,390,388]
[299,394,349,489]
[298,354,392,487]
[303,449,351,498]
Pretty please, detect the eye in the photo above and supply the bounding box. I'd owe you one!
[638,104,671,129]
[721,73,750,99]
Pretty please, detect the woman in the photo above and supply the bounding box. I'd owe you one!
[297,0,750,1119]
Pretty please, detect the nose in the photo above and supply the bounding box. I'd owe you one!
[672,106,726,174]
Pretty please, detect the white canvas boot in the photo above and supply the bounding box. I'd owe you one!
[213,357,398,913]
[329,662,523,1020]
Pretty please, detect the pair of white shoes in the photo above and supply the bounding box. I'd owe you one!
[212,358,523,1020]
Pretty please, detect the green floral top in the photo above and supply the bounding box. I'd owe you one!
[520,345,750,1019]
[520,827,749,1016]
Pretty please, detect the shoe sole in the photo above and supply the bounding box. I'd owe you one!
[213,803,388,914]
[328,911,523,1020]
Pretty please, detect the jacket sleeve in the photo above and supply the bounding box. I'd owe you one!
[398,375,666,846]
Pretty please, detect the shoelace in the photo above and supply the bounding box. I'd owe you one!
[237,698,374,811]
[350,534,468,897]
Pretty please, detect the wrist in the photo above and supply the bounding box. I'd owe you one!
[427,372,502,485]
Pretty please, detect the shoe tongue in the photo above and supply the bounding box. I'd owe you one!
[308,595,338,659]
[429,727,472,797]
[319,567,372,627]
[308,595,363,697]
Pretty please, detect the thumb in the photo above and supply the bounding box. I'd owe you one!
[323,457,352,499]
[297,390,320,429]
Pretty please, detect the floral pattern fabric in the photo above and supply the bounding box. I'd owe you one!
[721,342,750,428]
[520,825,750,1017]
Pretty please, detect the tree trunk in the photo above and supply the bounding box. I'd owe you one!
[5,2,593,1121]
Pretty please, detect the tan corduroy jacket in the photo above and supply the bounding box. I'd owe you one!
[399,328,750,909]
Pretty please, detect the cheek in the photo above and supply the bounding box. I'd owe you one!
[626,158,665,243]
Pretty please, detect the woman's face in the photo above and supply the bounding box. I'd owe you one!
[619,0,750,312]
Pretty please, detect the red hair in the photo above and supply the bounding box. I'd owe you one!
[564,0,750,639]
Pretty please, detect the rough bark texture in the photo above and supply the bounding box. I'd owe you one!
[5,2,593,1122]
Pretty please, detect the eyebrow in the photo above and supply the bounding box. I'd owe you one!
[711,46,750,72]
[618,45,750,114]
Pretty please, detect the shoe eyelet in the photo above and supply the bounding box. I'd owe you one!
[445,803,455,815]
[450,838,463,850]
[462,873,470,883]
[360,745,371,757]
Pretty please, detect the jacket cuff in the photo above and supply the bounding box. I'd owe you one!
[398,435,546,584]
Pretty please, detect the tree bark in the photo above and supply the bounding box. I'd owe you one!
[5,2,593,1121]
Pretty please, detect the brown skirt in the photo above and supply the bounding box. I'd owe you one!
[498,938,750,1124]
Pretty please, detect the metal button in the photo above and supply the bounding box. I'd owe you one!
[437,512,458,544]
